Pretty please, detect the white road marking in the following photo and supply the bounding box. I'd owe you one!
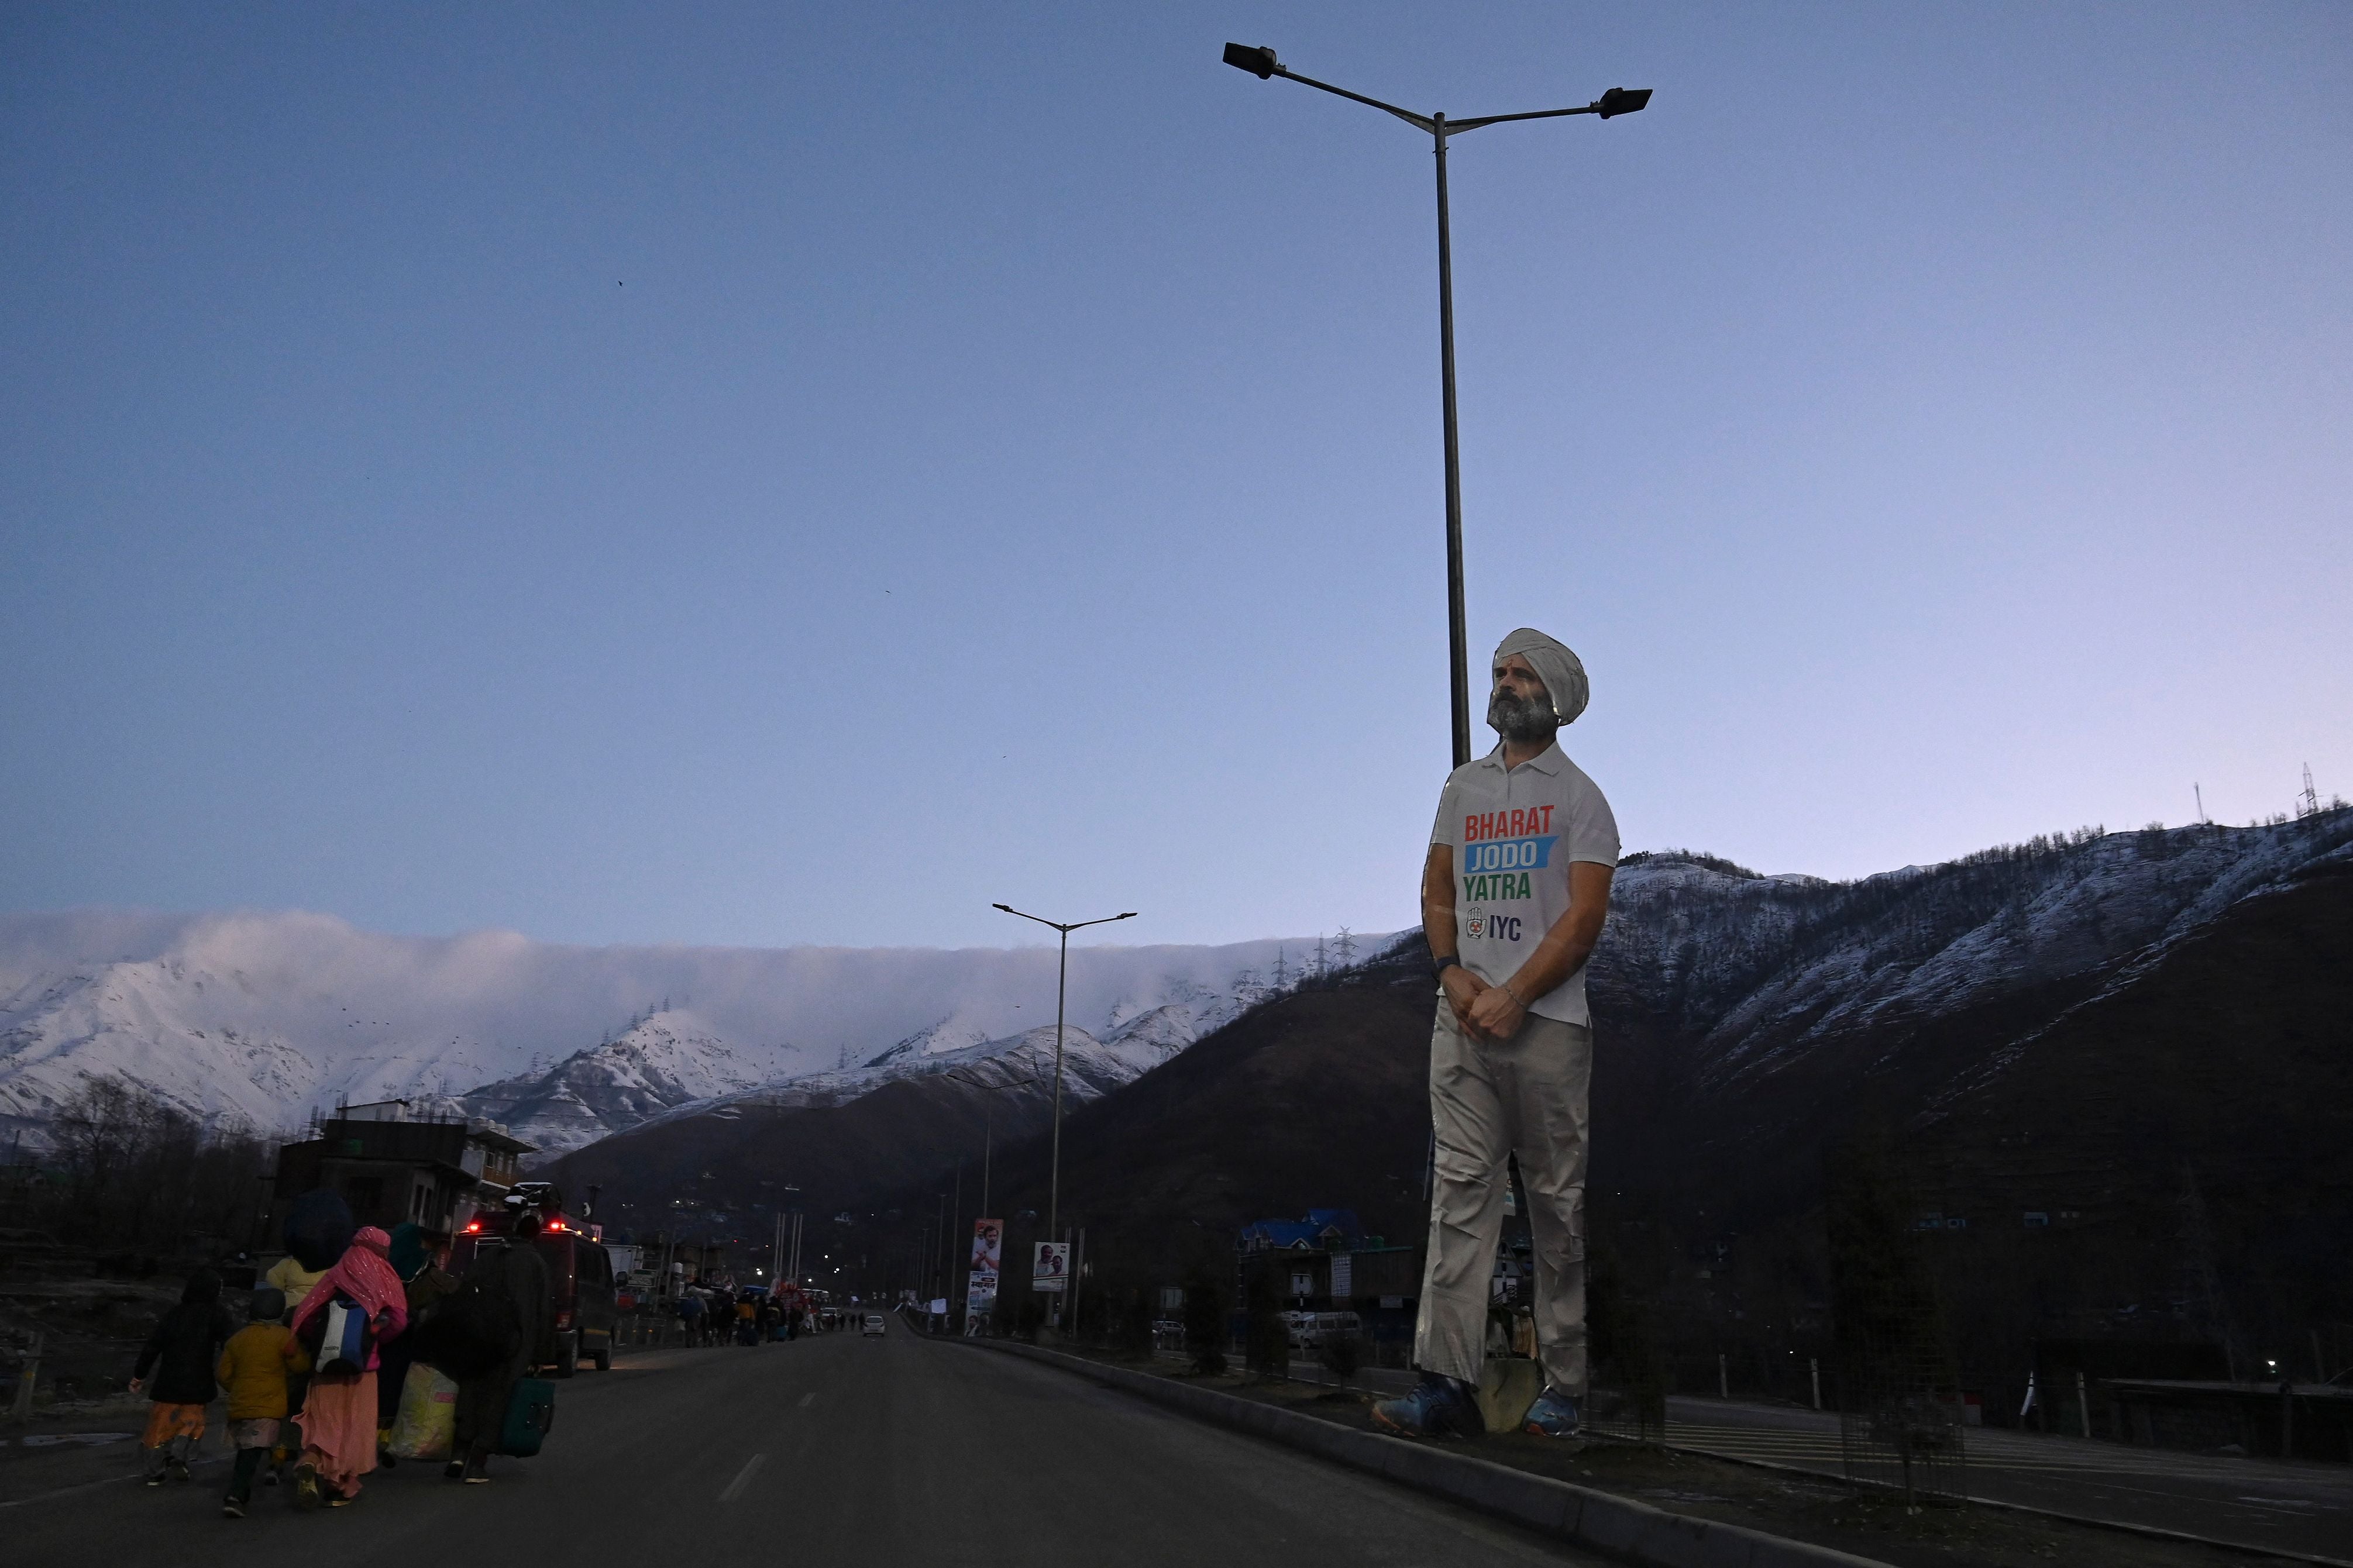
[718,1452,767,1502]
[798,1391,816,1408]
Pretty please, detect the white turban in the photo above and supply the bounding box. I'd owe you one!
[1492,628,1590,728]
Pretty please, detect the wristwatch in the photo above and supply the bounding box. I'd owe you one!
[1432,955,1461,979]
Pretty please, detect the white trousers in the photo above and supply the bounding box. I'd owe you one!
[1412,1005,1592,1394]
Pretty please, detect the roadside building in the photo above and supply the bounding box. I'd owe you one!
[1233,1209,1423,1365]
[270,1100,534,1246]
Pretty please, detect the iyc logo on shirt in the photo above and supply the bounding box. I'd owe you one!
[1464,905,1522,942]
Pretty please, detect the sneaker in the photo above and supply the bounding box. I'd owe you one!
[463,1456,490,1485]
[292,1465,324,1512]
[1523,1386,1581,1438]
[221,1497,246,1519]
[145,1473,167,1488]
[261,1468,280,1487]
[1372,1374,1484,1440]
[325,1489,355,1508]
[442,1459,467,1481]
[166,1458,191,1484]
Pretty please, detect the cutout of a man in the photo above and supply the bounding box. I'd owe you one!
[1375,628,1618,1440]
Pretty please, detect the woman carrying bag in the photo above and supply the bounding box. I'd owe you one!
[288,1226,408,1509]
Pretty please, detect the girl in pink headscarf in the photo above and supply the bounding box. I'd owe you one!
[289,1226,408,1508]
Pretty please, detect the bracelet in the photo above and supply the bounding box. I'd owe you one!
[1502,982,1529,1008]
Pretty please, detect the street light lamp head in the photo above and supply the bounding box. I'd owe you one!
[1223,42,1282,80]
[1116,912,1137,921]
[1595,87,1652,119]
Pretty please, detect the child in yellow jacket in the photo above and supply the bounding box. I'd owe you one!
[215,1287,312,1518]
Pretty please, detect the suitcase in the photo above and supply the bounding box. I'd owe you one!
[499,1376,556,1457]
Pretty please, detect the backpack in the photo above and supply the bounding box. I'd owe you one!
[299,1293,374,1374]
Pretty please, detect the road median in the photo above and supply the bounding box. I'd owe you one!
[957,1337,1892,1568]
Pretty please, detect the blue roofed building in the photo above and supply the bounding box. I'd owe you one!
[1237,1209,1365,1254]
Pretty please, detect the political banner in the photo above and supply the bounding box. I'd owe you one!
[966,1217,1003,1315]
[969,1218,1003,1274]
[1033,1240,1069,1294]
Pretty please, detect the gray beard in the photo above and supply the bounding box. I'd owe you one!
[1487,690,1557,745]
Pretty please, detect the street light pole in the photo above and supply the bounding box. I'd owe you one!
[991,904,1136,1297]
[1223,43,1651,766]
[1433,109,1469,766]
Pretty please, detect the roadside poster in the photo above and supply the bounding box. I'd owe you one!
[966,1218,1003,1312]
[1033,1240,1069,1294]
[969,1218,1003,1274]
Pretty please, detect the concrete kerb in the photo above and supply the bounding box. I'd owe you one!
[958,1338,1893,1568]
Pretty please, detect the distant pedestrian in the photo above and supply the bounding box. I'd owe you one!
[214,1287,311,1518]
[449,1213,549,1484]
[1377,628,1618,1443]
[288,1226,408,1508]
[131,1269,235,1487]
[677,1289,704,1346]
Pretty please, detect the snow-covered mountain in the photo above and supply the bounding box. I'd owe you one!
[1591,813,2353,1097]
[0,911,1386,1153]
[459,981,1270,1159]
[449,1011,789,1158]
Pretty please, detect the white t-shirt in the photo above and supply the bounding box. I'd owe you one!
[1428,741,1620,1025]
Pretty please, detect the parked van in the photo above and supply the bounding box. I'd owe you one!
[1288,1310,1361,1350]
[451,1217,618,1377]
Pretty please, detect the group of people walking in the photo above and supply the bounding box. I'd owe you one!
[132,1207,550,1517]
[673,1280,810,1346]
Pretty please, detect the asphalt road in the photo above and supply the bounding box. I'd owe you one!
[2,1328,1609,1564]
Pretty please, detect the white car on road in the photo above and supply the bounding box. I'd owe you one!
[862,1313,885,1338]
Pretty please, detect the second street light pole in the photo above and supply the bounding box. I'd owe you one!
[1223,43,1650,767]
[992,902,1135,1319]
[944,1065,1049,1224]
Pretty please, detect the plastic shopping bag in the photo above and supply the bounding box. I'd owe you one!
[388,1364,459,1461]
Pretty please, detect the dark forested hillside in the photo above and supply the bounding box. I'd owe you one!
[869,814,2352,1407]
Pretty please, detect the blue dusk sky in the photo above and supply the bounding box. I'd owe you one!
[4,2,2348,949]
